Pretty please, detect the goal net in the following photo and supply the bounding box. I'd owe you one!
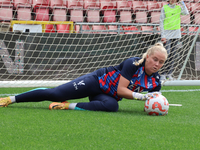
[0,0,200,89]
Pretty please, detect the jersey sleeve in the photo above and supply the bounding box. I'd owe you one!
[120,58,138,81]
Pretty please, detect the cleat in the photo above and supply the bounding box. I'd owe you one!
[49,102,69,110]
[61,101,69,104]
[0,97,12,107]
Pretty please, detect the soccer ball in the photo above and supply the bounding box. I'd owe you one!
[144,94,169,116]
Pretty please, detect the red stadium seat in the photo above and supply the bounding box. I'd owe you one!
[0,3,13,21]
[92,25,107,34]
[181,27,187,35]
[156,26,160,34]
[50,0,66,21]
[84,0,100,22]
[135,11,147,23]
[141,26,154,34]
[117,0,132,23]
[194,13,200,24]
[132,0,147,12]
[184,0,194,2]
[14,0,32,20]
[56,24,70,33]
[13,0,30,8]
[181,15,191,24]
[147,1,160,11]
[190,3,200,13]
[108,25,117,34]
[75,25,91,33]
[122,26,140,34]
[132,1,147,23]
[146,1,161,24]
[50,0,63,7]
[33,0,49,21]
[68,0,83,22]
[150,11,161,24]
[100,0,116,22]
[185,2,191,11]
[188,27,199,35]
[190,3,200,24]
[45,24,56,33]
[194,0,200,3]
[0,0,11,4]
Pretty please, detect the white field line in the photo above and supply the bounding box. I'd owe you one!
[161,89,200,92]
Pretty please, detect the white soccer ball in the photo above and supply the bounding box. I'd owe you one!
[144,94,169,116]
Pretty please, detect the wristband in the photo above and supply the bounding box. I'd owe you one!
[132,92,143,100]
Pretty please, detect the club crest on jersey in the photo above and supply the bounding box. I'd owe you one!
[78,80,85,86]
[73,80,85,90]
[147,82,152,88]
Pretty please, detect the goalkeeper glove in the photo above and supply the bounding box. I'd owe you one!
[132,92,161,101]
[144,92,161,98]
[132,92,148,101]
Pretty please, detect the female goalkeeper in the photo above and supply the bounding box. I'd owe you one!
[0,42,167,112]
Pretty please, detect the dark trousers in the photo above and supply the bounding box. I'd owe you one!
[161,39,179,75]
[16,71,119,112]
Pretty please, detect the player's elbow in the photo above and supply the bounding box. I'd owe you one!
[117,86,124,97]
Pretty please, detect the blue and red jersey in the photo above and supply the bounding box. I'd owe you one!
[97,57,161,101]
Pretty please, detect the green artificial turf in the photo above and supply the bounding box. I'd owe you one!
[0,86,200,150]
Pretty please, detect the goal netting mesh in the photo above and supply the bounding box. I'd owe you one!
[0,0,200,88]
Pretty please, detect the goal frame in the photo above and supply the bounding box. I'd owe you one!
[1,21,200,87]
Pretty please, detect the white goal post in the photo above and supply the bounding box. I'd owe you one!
[0,0,200,88]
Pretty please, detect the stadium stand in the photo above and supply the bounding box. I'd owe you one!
[116,0,132,23]
[188,26,199,35]
[33,0,49,21]
[132,0,148,23]
[122,25,140,34]
[0,0,198,34]
[141,26,153,34]
[181,14,191,24]
[75,24,91,33]
[45,24,56,32]
[50,0,67,21]
[68,0,83,22]
[92,25,107,33]
[108,25,117,34]
[147,1,161,24]
[100,0,116,22]
[56,24,70,33]
[0,0,13,21]
[14,0,32,20]
[84,0,100,22]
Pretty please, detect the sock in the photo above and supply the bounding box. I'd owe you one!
[68,103,77,110]
[9,96,16,103]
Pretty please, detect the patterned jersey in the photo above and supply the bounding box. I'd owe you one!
[97,57,161,101]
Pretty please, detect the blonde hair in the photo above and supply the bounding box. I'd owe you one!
[135,42,167,66]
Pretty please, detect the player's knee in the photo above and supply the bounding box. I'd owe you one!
[45,89,64,101]
[105,100,119,112]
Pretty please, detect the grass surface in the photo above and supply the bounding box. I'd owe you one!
[0,86,200,150]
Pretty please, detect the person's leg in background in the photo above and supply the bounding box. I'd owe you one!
[160,39,171,81]
[166,39,179,80]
